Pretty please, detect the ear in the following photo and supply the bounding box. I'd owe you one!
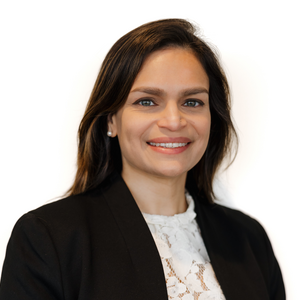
[107,113,118,137]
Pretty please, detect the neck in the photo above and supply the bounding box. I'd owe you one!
[121,168,187,216]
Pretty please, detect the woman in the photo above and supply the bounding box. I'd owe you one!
[0,19,285,300]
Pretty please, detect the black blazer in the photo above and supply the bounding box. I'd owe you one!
[0,172,285,300]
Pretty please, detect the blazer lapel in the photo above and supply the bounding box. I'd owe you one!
[193,198,269,300]
[101,172,168,300]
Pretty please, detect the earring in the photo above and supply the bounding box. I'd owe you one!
[107,131,112,137]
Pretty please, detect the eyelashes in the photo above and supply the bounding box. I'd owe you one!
[133,98,205,107]
[183,100,204,107]
[134,99,155,106]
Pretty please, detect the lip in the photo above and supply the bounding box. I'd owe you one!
[147,137,191,143]
[146,137,191,155]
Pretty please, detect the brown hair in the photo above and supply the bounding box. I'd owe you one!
[67,18,238,203]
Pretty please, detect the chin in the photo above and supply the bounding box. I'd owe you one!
[152,165,188,179]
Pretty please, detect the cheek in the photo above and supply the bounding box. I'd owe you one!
[193,115,211,138]
[204,118,211,137]
[117,114,150,149]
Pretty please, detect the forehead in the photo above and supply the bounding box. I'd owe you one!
[131,47,209,91]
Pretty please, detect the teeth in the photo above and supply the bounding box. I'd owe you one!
[149,142,188,148]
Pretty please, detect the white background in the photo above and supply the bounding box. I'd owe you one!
[0,0,299,298]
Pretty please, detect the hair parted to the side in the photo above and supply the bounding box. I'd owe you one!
[67,18,238,203]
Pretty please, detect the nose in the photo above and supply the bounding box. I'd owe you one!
[156,102,187,131]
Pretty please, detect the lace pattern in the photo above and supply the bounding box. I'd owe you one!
[143,194,225,300]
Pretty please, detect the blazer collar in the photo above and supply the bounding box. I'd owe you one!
[100,172,168,300]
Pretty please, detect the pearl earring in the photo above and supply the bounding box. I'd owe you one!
[107,131,112,137]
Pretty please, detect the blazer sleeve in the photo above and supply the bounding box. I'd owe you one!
[0,213,64,300]
[254,218,285,300]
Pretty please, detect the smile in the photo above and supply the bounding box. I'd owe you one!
[148,142,188,148]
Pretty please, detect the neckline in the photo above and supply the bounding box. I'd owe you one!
[142,193,196,226]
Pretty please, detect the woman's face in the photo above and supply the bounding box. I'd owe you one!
[109,47,211,180]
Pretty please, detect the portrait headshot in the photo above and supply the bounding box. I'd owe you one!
[0,1,299,299]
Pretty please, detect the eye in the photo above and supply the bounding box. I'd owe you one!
[135,99,155,106]
[183,99,204,107]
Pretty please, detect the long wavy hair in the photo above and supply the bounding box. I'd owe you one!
[67,18,238,203]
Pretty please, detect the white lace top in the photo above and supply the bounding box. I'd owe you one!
[142,194,226,300]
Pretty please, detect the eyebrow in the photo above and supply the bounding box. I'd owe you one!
[130,87,209,97]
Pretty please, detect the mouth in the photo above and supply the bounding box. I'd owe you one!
[146,137,191,154]
[147,142,189,148]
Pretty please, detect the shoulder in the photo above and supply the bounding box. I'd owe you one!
[196,200,273,256]
[210,203,265,235]
[6,177,132,274]
[12,182,120,251]
[32,186,104,213]
[22,171,129,226]
[20,186,105,227]
[198,200,265,233]
[219,203,273,251]
[12,172,140,247]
